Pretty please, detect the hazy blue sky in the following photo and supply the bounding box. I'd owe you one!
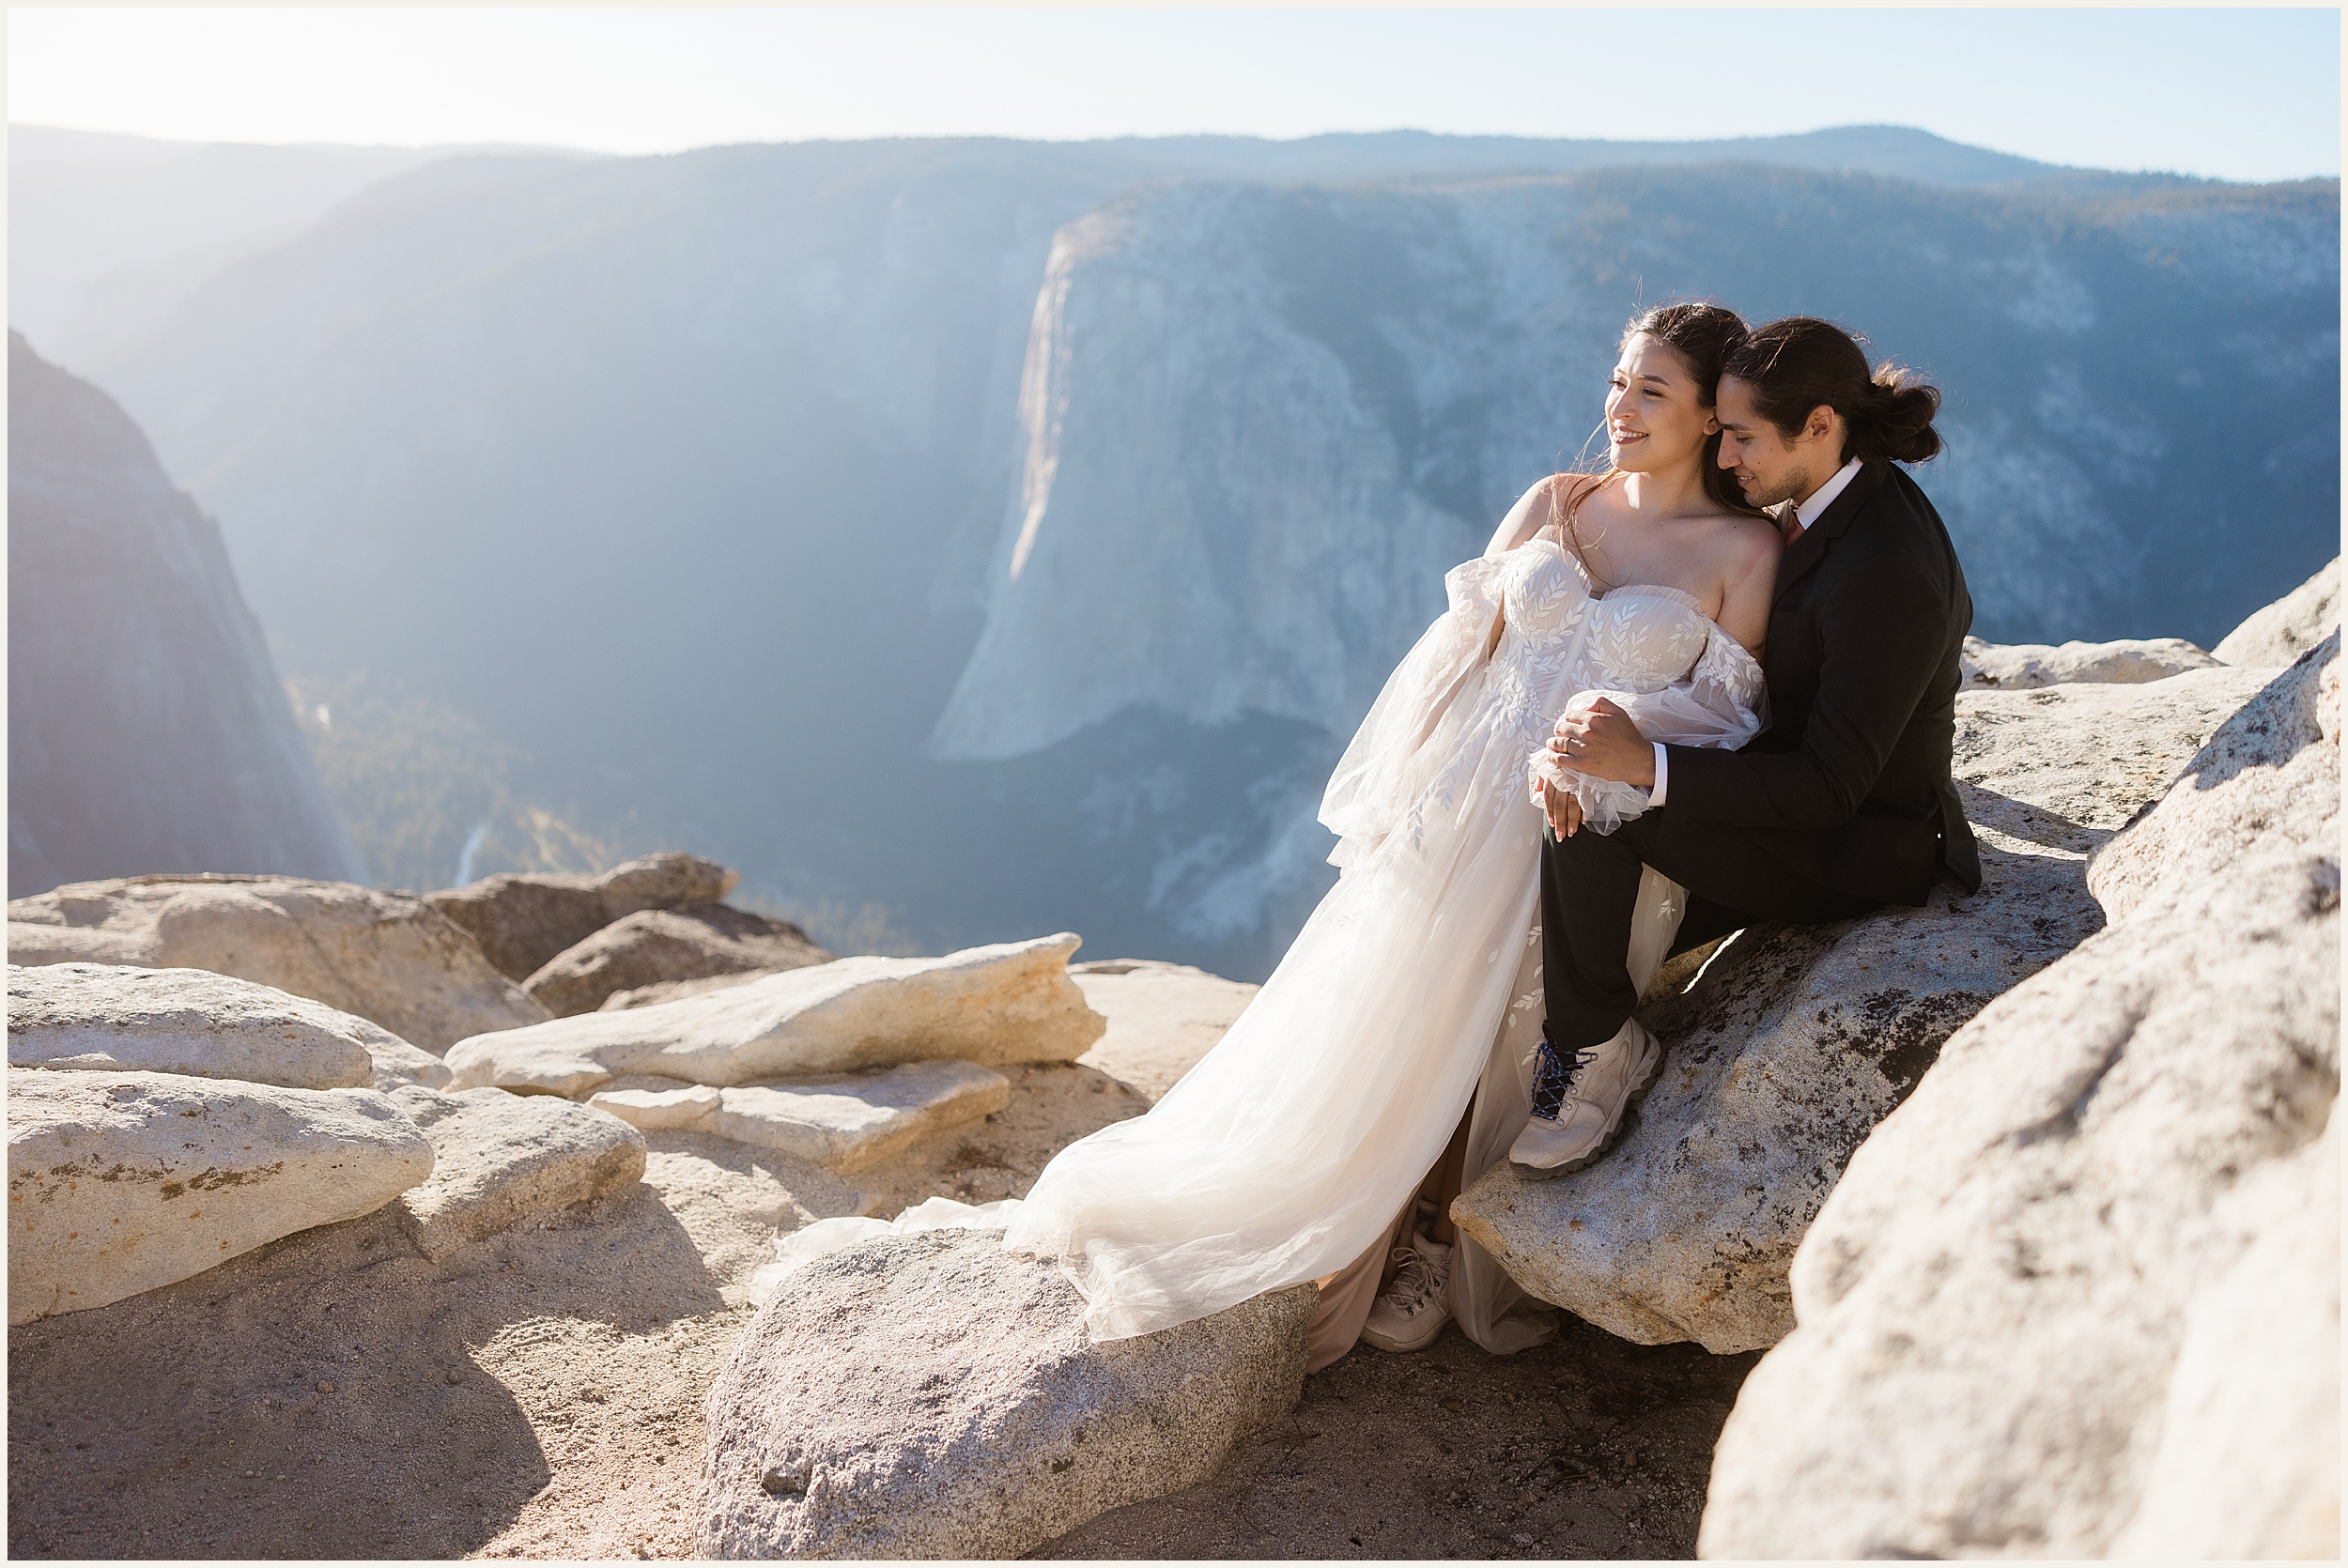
[9,7,2340,182]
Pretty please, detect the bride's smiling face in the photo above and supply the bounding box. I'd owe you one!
[1605,333,1718,473]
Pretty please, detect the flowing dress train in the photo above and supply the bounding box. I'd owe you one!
[1001,531,1766,1351]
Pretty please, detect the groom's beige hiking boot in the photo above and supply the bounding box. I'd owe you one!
[1508,1019,1662,1178]
[1361,1231,1453,1352]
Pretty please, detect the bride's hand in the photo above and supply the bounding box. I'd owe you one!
[1534,776,1585,840]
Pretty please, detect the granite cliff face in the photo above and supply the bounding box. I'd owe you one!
[929,171,2338,961]
[6,332,363,897]
[29,131,2339,974]
[942,172,2339,754]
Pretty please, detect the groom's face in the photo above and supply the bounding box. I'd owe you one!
[1716,376,1840,509]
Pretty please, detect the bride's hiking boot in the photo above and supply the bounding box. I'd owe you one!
[1360,1231,1453,1353]
[1508,1020,1662,1178]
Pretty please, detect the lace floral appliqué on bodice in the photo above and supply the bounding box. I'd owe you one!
[1323,539,1764,868]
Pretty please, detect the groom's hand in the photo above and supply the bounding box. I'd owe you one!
[1549,699,1656,786]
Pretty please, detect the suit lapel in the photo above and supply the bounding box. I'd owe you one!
[1773,461,1888,607]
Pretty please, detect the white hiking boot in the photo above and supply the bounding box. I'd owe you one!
[1360,1231,1454,1352]
[1507,1019,1662,1178]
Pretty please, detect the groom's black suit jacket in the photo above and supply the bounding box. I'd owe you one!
[1660,459,1981,908]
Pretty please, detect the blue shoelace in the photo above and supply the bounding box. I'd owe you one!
[1530,1036,1601,1121]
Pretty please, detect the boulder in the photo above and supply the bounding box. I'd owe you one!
[445,933,1107,1099]
[598,970,773,1011]
[1452,664,2275,1354]
[357,1035,457,1093]
[744,1194,1023,1306]
[386,1085,647,1261]
[523,903,832,1017]
[708,1060,1011,1172]
[700,1227,1316,1559]
[2088,634,2341,920]
[8,961,452,1093]
[7,1068,434,1324]
[2106,1115,2340,1560]
[2213,555,2340,668]
[588,1082,722,1131]
[423,851,739,983]
[9,962,369,1090]
[1071,959,1258,1103]
[6,874,547,1051]
[1698,640,2339,1558]
[1959,633,2217,690]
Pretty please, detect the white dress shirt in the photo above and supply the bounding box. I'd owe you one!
[1649,455,1861,807]
[1790,455,1863,536]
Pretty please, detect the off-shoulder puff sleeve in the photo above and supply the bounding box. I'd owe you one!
[1527,625,1769,835]
[1321,555,1506,869]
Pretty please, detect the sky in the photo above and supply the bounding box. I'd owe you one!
[7,7,2341,184]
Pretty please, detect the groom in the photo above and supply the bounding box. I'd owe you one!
[1510,315,1982,1176]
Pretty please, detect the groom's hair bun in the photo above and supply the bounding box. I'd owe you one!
[1722,316,1943,465]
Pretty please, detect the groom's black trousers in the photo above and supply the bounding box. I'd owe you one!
[1539,813,1878,1051]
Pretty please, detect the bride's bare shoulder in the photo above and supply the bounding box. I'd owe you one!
[1704,513,1783,631]
[1488,472,1604,555]
[1546,470,1610,510]
[1709,511,1785,562]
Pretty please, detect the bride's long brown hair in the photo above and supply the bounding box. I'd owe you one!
[1553,301,1762,585]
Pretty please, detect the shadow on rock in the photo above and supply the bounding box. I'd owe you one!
[8,1177,725,1559]
[1037,1312,1760,1560]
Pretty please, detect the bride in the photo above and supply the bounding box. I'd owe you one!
[1002,301,1784,1368]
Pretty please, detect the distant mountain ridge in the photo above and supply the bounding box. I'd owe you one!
[2,119,2159,372]
[12,126,2336,973]
[7,125,599,366]
[7,331,363,897]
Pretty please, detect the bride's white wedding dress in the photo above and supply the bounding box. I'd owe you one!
[999,522,1767,1352]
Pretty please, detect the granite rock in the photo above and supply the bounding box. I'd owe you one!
[423,852,740,983]
[1071,960,1259,1104]
[7,1068,433,1324]
[2106,1115,2340,1560]
[386,1085,646,1261]
[700,1226,1316,1559]
[597,970,774,1011]
[2088,633,2341,920]
[587,1083,722,1132]
[1699,641,2339,1557]
[8,961,372,1090]
[6,874,547,1052]
[709,1060,1011,1172]
[524,903,831,1018]
[1452,665,2273,1353]
[445,933,1105,1099]
[2212,555,2340,668]
[1959,633,2217,689]
[8,960,451,1093]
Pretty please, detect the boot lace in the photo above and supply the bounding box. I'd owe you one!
[1530,1036,1603,1121]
